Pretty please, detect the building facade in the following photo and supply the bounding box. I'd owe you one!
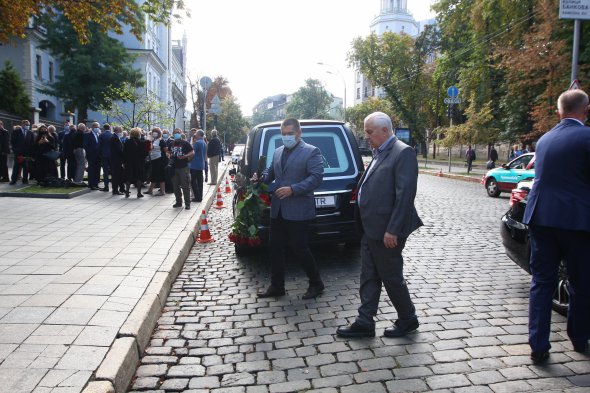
[354,0,434,105]
[0,6,187,130]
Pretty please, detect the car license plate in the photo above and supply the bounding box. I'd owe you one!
[315,195,336,208]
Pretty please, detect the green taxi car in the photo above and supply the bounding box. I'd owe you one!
[482,153,535,197]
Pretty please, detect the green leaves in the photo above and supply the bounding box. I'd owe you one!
[0,61,31,117]
[286,79,333,119]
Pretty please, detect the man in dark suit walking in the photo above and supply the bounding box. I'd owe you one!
[523,89,590,363]
[337,112,423,338]
[0,121,9,182]
[10,120,34,185]
[84,122,101,190]
[256,118,325,300]
[98,123,112,191]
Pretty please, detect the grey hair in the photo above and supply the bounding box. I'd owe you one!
[365,112,393,132]
[211,129,218,137]
[557,90,589,114]
[197,129,205,137]
[77,123,86,131]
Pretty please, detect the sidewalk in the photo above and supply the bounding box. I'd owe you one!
[0,161,230,393]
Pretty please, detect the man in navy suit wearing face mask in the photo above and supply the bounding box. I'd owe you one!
[256,118,325,300]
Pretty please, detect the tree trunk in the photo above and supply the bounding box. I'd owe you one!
[78,106,88,124]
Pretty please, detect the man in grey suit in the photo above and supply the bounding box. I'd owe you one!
[257,118,325,299]
[337,112,423,338]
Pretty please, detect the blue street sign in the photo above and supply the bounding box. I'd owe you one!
[447,86,459,98]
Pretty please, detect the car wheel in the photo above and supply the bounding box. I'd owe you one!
[486,178,501,197]
[552,261,569,316]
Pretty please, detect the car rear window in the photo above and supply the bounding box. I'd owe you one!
[260,125,358,178]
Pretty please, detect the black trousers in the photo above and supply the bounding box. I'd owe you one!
[11,158,29,182]
[87,156,100,187]
[269,214,322,290]
[356,235,416,328]
[66,156,76,180]
[110,159,123,192]
[190,168,203,201]
[0,154,8,181]
[101,157,110,188]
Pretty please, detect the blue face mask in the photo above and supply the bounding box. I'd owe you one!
[281,135,297,149]
[174,133,181,140]
[163,134,169,140]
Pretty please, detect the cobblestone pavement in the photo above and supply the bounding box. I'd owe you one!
[129,175,589,393]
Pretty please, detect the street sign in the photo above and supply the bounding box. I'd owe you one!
[447,86,459,98]
[200,76,212,90]
[560,0,590,20]
[569,79,581,90]
[444,97,462,104]
[209,95,222,115]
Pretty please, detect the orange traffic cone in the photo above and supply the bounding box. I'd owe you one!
[214,187,225,209]
[196,210,214,243]
[438,169,443,177]
[224,177,232,194]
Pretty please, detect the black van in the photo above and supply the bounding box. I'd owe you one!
[232,119,364,253]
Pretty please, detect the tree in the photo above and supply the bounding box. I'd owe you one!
[215,96,249,146]
[98,78,171,130]
[346,98,398,136]
[0,61,31,117]
[348,32,431,143]
[38,14,143,122]
[0,0,187,44]
[286,79,332,119]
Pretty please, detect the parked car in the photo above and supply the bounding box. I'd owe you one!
[500,178,569,315]
[231,144,245,165]
[232,120,364,254]
[482,153,535,197]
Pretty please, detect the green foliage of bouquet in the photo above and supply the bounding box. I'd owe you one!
[229,156,270,246]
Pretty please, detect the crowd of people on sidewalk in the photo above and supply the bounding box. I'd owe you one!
[0,119,227,210]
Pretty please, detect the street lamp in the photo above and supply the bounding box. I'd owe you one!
[318,62,347,121]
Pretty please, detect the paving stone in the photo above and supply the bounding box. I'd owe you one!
[160,378,189,391]
[220,372,255,386]
[353,369,393,383]
[426,374,471,390]
[467,370,506,385]
[136,364,168,377]
[268,380,311,393]
[385,378,429,392]
[320,362,358,377]
[168,364,206,377]
[132,377,160,390]
[342,382,386,393]
[256,371,286,384]
[312,375,354,389]
[188,376,221,389]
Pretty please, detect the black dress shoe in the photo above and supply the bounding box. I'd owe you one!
[573,341,588,353]
[531,350,550,364]
[112,191,123,195]
[9,181,16,185]
[185,204,190,210]
[173,203,182,208]
[89,186,100,190]
[384,319,420,338]
[302,284,325,299]
[100,187,109,192]
[257,286,285,298]
[137,193,144,198]
[336,322,375,338]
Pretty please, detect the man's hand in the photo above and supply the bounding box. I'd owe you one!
[275,186,293,199]
[383,232,398,248]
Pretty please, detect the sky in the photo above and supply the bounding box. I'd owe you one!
[173,0,436,116]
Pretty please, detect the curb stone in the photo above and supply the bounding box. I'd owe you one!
[419,169,481,183]
[82,165,228,393]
